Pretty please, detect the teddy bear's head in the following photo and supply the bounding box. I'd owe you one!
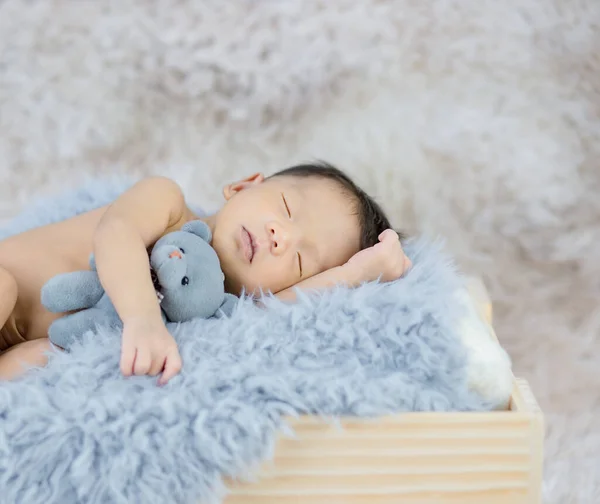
[149,220,228,321]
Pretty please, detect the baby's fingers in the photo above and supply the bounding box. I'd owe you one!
[133,347,152,376]
[378,228,400,243]
[120,341,136,377]
[148,353,166,377]
[158,349,183,386]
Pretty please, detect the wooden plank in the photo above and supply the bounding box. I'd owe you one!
[284,411,525,429]
[226,409,535,503]
[510,379,544,504]
[225,490,527,504]
[227,472,530,494]
[255,453,531,474]
[225,407,537,502]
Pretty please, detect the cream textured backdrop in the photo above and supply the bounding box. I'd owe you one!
[1,1,599,502]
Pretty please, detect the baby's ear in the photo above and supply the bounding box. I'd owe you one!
[181,220,212,243]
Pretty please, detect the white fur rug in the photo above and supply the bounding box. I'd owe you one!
[1,1,598,502]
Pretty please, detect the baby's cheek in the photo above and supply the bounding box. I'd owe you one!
[254,266,293,294]
[227,269,263,296]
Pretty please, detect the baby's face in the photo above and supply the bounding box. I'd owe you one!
[210,174,361,295]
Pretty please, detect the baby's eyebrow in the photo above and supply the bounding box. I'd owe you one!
[293,183,308,203]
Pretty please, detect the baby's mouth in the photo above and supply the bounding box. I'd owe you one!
[241,226,256,263]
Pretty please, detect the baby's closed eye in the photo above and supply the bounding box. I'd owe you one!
[281,193,291,218]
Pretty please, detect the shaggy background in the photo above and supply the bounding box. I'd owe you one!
[1,1,598,502]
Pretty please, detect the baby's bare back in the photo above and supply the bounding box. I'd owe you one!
[0,206,109,348]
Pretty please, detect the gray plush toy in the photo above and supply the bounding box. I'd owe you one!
[41,220,238,350]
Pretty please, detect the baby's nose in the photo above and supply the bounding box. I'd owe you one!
[267,222,291,255]
[169,250,183,259]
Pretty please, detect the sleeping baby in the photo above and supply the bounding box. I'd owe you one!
[0,162,411,383]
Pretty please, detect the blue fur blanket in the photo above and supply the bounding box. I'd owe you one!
[0,179,490,504]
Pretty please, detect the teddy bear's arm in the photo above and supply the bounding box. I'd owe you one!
[48,307,120,351]
[41,271,106,313]
[216,293,238,318]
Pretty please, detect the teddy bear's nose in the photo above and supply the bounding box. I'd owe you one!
[169,250,182,260]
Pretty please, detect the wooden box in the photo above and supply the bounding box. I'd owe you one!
[223,279,544,504]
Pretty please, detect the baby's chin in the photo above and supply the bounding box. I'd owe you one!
[223,274,243,296]
[223,269,255,297]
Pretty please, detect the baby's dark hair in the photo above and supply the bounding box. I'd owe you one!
[270,161,402,250]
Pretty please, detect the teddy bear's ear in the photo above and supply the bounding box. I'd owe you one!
[181,220,212,243]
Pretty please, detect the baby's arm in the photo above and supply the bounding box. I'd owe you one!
[93,176,188,383]
[275,229,411,302]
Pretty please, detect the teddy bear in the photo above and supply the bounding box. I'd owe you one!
[40,220,238,350]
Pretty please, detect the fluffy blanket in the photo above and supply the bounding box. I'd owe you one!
[0,180,491,504]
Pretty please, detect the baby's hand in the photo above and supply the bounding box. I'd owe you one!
[120,316,182,385]
[345,229,412,284]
